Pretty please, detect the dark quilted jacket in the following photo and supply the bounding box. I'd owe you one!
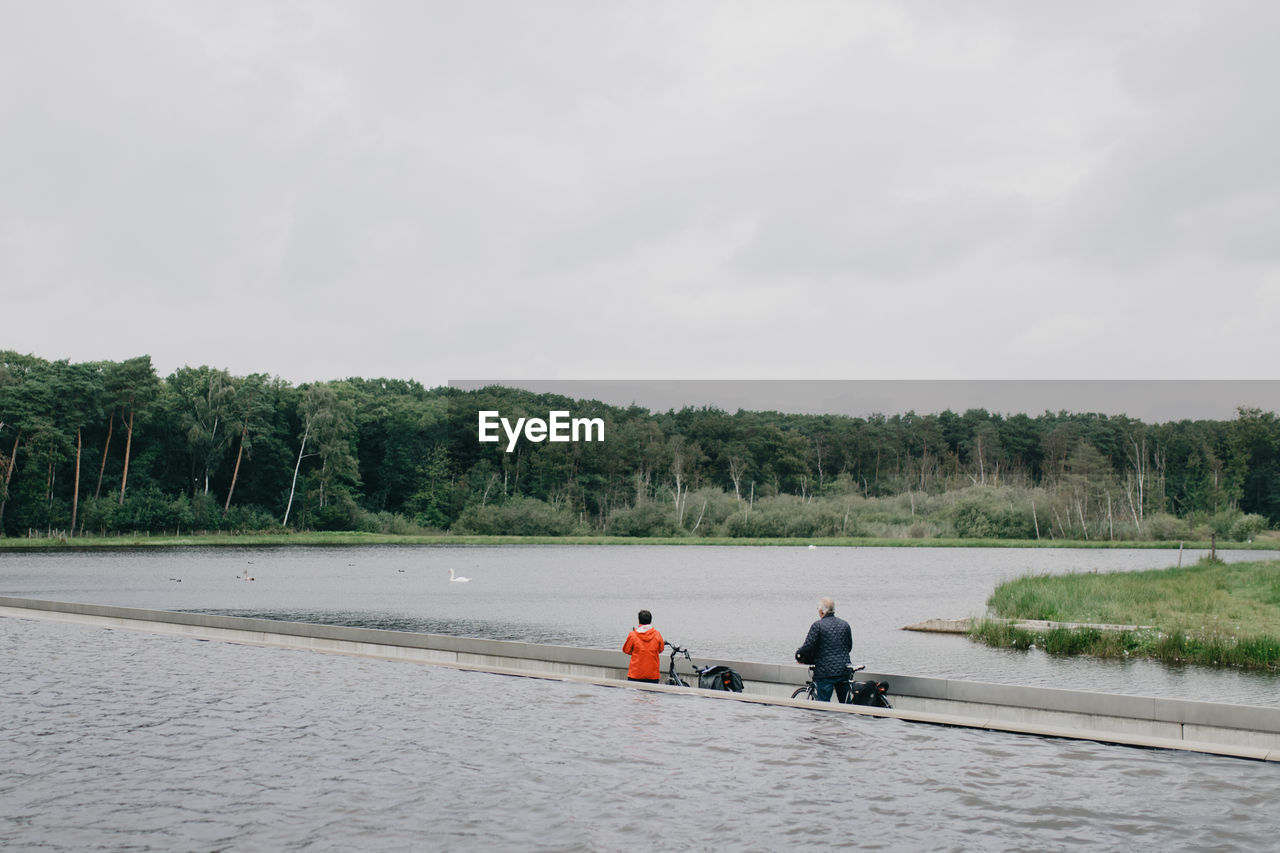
[795,613,853,678]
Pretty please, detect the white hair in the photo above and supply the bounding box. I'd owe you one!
[818,597,835,615]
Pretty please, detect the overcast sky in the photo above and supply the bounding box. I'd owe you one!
[4,2,1278,392]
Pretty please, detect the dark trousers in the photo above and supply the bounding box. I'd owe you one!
[814,675,850,703]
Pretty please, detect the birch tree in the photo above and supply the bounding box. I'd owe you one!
[174,366,235,497]
[1124,428,1149,532]
[282,384,358,527]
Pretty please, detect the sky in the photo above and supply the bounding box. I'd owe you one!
[4,1,1279,393]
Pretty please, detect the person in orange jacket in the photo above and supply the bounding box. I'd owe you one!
[623,609,665,683]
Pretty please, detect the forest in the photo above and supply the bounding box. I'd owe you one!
[1,351,1277,542]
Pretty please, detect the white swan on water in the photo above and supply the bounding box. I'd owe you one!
[448,568,470,583]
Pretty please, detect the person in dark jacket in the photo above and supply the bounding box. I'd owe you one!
[795,597,853,702]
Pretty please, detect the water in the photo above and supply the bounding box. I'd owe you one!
[3,544,1279,705]
[4,544,1280,850]
[4,615,1280,852]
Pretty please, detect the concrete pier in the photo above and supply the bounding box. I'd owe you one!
[3,595,1278,762]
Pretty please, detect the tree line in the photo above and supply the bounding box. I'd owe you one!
[1,351,1277,541]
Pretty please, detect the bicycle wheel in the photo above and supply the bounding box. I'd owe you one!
[791,685,811,700]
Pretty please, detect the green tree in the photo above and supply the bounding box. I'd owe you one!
[56,361,107,533]
[223,374,275,514]
[106,356,161,505]
[282,384,359,527]
[1229,407,1280,522]
[406,444,453,528]
[169,366,235,498]
[0,353,59,532]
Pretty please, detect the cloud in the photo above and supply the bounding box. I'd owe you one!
[1,2,1277,385]
[1046,0,1280,269]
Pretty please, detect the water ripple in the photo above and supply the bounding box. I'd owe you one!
[4,615,1280,851]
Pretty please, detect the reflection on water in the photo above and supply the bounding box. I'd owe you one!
[3,543,1280,705]
[4,615,1280,851]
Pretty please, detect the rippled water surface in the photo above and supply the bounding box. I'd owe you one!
[3,544,1279,705]
[4,616,1280,852]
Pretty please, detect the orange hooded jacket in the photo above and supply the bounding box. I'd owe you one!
[623,625,665,680]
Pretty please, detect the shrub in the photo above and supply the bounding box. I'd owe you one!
[951,497,1035,539]
[682,488,739,535]
[357,511,437,535]
[190,491,222,531]
[308,493,364,531]
[116,487,194,532]
[1229,513,1268,542]
[1143,512,1190,541]
[222,504,278,532]
[78,496,119,535]
[907,520,937,539]
[722,496,828,538]
[606,502,680,538]
[723,510,779,538]
[454,496,578,536]
[1195,510,1239,538]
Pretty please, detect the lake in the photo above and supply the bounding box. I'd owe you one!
[3,543,1278,705]
[3,544,1280,850]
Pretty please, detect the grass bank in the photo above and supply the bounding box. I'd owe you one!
[0,531,1275,551]
[972,557,1280,671]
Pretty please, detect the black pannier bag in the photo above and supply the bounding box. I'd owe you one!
[849,680,891,707]
[697,665,744,692]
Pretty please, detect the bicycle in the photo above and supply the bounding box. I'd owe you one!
[663,641,744,691]
[791,664,891,707]
[664,641,694,686]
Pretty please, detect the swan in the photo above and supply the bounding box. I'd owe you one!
[448,568,470,583]
[239,568,255,581]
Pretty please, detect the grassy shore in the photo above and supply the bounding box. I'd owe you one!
[0,531,1277,551]
[972,557,1280,671]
